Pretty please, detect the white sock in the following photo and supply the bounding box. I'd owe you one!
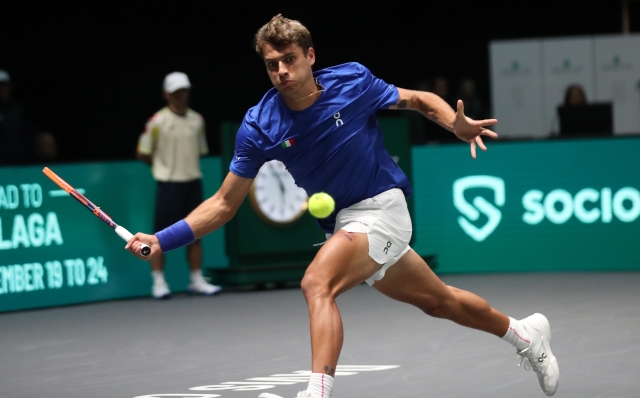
[152,270,165,285]
[190,270,203,283]
[307,373,334,398]
[502,316,531,352]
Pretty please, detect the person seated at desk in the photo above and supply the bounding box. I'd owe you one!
[557,84,612,137]
[564,84,587,106]
[550,84,588,136]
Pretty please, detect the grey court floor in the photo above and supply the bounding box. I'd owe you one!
[1,272,639,398]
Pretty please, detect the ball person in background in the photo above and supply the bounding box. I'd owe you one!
[136,72,221,299]
[128,15,559,397]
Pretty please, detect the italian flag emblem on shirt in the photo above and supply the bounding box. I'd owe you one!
[281,139,295,148]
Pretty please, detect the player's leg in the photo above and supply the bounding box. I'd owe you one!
[290,189,414,398]
[372,249,559,395]
[273,229,384,398]
[373,249,509,334]
[302,230,382,376]
[184,179,221,296]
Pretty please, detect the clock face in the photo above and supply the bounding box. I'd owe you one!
[249,160,308,225]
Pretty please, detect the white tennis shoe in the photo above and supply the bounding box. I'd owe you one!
[258,391,311,398]
[188,276,222,296]
[152,280,171,299]
[517,313,559,396]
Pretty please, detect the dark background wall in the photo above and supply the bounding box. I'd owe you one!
[2,1,638,162]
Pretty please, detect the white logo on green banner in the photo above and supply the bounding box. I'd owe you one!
[522,187,640,224]
[453,176,505,242]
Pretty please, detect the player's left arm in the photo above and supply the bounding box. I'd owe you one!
[389,87,498,158]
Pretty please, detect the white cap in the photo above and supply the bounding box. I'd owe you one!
[0,70,10,83]
[163,72,191,93]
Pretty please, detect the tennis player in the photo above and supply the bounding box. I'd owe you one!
[126,14,559,397]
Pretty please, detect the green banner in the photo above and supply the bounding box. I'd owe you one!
[0,159,226,313]
[411,137,640,273]
[3,135,638,312]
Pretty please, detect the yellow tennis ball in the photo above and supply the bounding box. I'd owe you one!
[308,192,335,219]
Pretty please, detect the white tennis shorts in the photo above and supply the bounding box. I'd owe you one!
[325,188,412,286]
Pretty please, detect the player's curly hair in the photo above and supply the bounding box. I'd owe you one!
[254,14,313,58]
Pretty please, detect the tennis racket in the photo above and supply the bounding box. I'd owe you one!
[43,167,151,257]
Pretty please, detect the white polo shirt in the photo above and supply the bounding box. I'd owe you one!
[137,107,209,182]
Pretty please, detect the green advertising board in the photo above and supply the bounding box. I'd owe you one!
[410,137,640,273]
[3,134,638,313]
[0,159,227,313]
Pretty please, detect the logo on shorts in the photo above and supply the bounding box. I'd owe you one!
[383,241,392,254]
[453,176,505,242]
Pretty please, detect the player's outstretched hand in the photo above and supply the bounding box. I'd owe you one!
[125,233,161,260]
[453,100,498,159]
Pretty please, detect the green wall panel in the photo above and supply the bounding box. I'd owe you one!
[0,159,226,312]
[411,137,640,273]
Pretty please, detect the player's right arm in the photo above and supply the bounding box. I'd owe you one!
[185,172,252,237]
[125,172,253,259]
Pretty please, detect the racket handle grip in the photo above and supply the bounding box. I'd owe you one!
[115,226,151,257]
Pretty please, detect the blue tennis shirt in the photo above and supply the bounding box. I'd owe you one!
[230,62,412,233]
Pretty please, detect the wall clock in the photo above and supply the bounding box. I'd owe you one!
[248,160,308,226]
